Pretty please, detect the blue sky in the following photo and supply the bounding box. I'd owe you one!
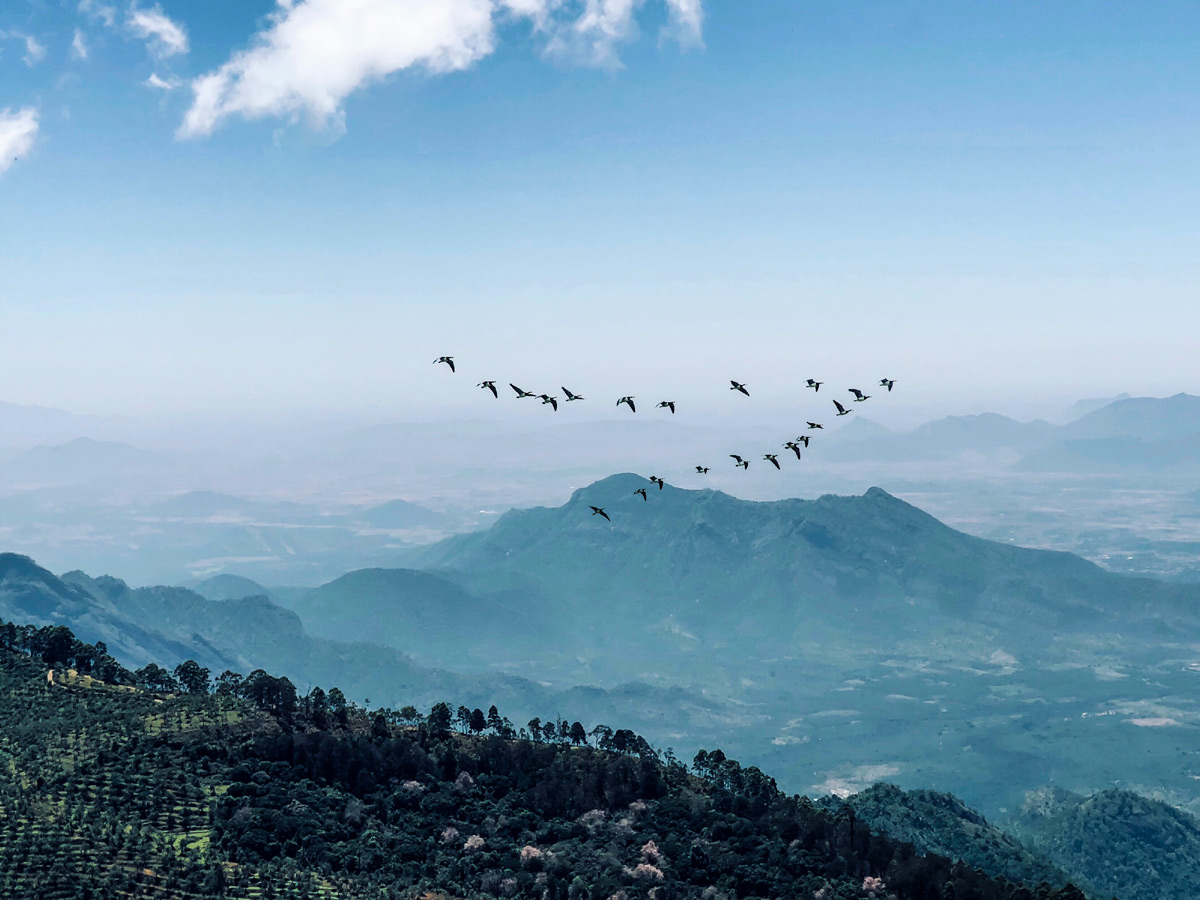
[2,1,1198,420]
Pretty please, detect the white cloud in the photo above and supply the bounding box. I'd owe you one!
[180,0,703,139]
[1,31,48,66]
[145,72,181,90]
[72,29,90,60]
[79,0,118,28]
[0,107,39,175]
[128,3,189,57]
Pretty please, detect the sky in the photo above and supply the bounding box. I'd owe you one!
[2,0,1199,422]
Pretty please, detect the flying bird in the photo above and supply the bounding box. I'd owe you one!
[784,441,803,460]
[730,381,750,396]
[880,378,896,392]
[634,488,648,501]
[807,422,824,430]
[478,380,498,398]
[589,506,611,521]
[849,388,871,402]
[806,379,822,391]
[730,454,750,470]
[433,356,455,372]
[763,453,781,470]
[539,394,559,411]
[563,387,585,402]
[795,435,811,447]
[833,399,852,416]
[649,475,664,490]
[510,383,536,398]
[617,396,637,413]
[695,466,709,474]
[656,401,676,414]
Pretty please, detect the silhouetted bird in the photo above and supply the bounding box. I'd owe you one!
[795,434,811,447]
[806,379,822,391]
[849,388,871,402]
[784,441,803,460]
[730,381,750,396]
[880,378,896,391]
[510,383,535,398]
[695,466,709,474]
[563,387,585,401]
[656,401,676,414]
[539,394,559,411]
[617,396,636,412]
[730,454,750,470]
[833,399,852,416]
[478,380,498,398]
[807,421,824,430]
[434,356,455,372]
[649,475,664,490]
[763,453,781,470]
[589,506,610,521]
[634,488,648,501]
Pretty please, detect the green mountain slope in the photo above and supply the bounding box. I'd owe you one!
[827,783,1070,891]
[1006,786,1200,900]
[0,640,1088,900]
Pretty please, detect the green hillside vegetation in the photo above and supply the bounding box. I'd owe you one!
[0,616,1089,900]
[825,784,1070,891]
[1006,786,1200,900]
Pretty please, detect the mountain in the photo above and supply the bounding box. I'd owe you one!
[1062,392,1200,442]
[286,567,549,668]
[190,572,276,602]
[0,642,1090,900]
[151,490,324,524]
[827,783,1070,891]
[828,412,1056,463]
[407,474,1200,658]
[1061,394,1131,422]
[1006,787,1200,900]
[1014,433,1200,473]
[358,498,453,530]
[0,437,171,487]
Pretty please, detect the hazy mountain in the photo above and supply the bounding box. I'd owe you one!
[1061,393,1131,422]
[286,567,548,668]
[1006,787,1200,900]
[358,498,453,530]
[151,491,326,524]
[0,437,171,488]
[827,783,1070,891]
[407,474,1200,660]
[189,572,275,602]
[1062,392,1200,441]
[1014,434,1200,473]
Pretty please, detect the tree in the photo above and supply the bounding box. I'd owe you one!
[399,705,422,726]
[134,663,178,693]
[428,702,453,737]
[569,722,588,745]
[214,670,243,696]
[468,708,487,734]
[327,687,348,726]
[527,717,543,742]
[173,660,211,695]
[456,705,472,733]
[486,705,503,734]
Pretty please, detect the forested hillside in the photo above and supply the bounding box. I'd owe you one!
[0,617,1091,900]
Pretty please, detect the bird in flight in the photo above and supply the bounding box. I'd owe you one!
[807,421,824,430]
[763,453,781,470]
[880,378,896,392]
[478,381,498,398]
[634,488,648,501]
[649,475,664,490]
[730,381,750,396]
[539,394,559,411]
[563,387,585,402]
[695,465,709,474]
[510,383,535,398]
[589,506,611,521]
[806,379,822,391]
[795,435,811,447]
[784,441,803,460]
[849,388,871,402]
[656,401,676,414]
[434,356,455,372]
[833,399,852,416]
[617,396,637,412]
[730,454,750,470]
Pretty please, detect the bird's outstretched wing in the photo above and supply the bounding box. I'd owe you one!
[834,400,849,414]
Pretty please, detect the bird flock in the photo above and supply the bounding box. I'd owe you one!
[433,356,896,522]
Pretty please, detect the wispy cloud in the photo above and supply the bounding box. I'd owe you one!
[0,107,39,175]
[128,3,189,57]
[78,0,118,28]
[145,72,181,90]
[1,31,48,67]
[179,0,704,139]
[71,29,90,61]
